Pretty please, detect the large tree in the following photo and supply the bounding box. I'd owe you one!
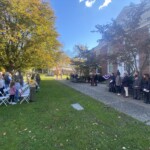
[54,51,71,76]
[94,2,150,74]
[0,0,60,71]
[72,44,99,76]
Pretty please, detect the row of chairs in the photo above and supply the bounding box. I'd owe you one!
[0,84,30,106]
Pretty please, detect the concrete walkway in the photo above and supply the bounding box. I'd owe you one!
[59,80,150,125]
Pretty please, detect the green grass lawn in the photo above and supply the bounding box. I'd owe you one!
[0,76,150,150]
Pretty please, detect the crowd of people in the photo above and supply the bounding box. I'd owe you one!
[0,71,41,105]
[69,70,150,104]
[70,73,106,84]
[109,70,150,104]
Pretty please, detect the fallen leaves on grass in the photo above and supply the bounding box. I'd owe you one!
[92,122,98,125]
[24,128,28,131]
[3,132,6,136]
[118,116,121,119]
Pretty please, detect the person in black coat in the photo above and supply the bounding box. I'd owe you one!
[109,73,116,92]
[133,71,141,100]
[141,74,150,104]
[91,73,97,86]
[122,72,130,97]
[94,74,98,86]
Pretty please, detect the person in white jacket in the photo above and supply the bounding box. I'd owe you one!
[0,74,5,96]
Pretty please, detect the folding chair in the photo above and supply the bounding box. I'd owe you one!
[21,85,29,93]
[0,92,9,106]
[20,88,30,104]
[3,88,10,96]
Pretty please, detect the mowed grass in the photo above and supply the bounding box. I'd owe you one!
[0,76,150,150]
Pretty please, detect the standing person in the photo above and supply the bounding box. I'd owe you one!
[117,70,121,76]
[141,74,150,104]
[133,71,141,100]
[35,73,41,88]
[4,72,11,88]
[9,81,16,105]
[15,79,21,102]
[13,71,19,82]
[109,73,116,92]
[29,76,37,102]
[94,73,98,86]
[0,75,5,96]
[122,72,130,97]
[90,72,95,86]
[115,71,122,95]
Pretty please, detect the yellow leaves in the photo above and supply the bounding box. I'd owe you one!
[28,47,55,68]
[53,52,71,73]
[0,0,61,70]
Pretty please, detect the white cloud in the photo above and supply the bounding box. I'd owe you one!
[79,0,112,9]
[85,0,96,7]
[99,0,112,9]
[79,0,84,2]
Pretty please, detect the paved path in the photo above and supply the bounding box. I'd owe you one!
[59,80,150,125]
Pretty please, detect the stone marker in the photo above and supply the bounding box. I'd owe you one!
[71,103,84,111]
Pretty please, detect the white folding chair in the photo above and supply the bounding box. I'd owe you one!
[21,85,29,93]
[20,88,30,104]
[3,88,10,96]
[0,92,9,106]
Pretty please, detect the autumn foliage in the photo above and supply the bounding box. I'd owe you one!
[0,0,61,71]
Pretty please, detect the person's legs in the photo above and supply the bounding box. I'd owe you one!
[15,90,19,102]
[109,84,113,92]
[124,87,129,97]
[144,92,150,103]
[12,95,15,102]
[116,86,121,95]
[112,85,116,93]
[30,87,36,102]
[137,89,141,100]
[119,86,122,94]
[9,95,15,103]
[94,80,97,86]
[133,89,137,99]
[91,79,94,86]
[9,95,12,103]
[116,86,119,95]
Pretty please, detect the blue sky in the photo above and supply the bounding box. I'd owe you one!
[48,0,141,57]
